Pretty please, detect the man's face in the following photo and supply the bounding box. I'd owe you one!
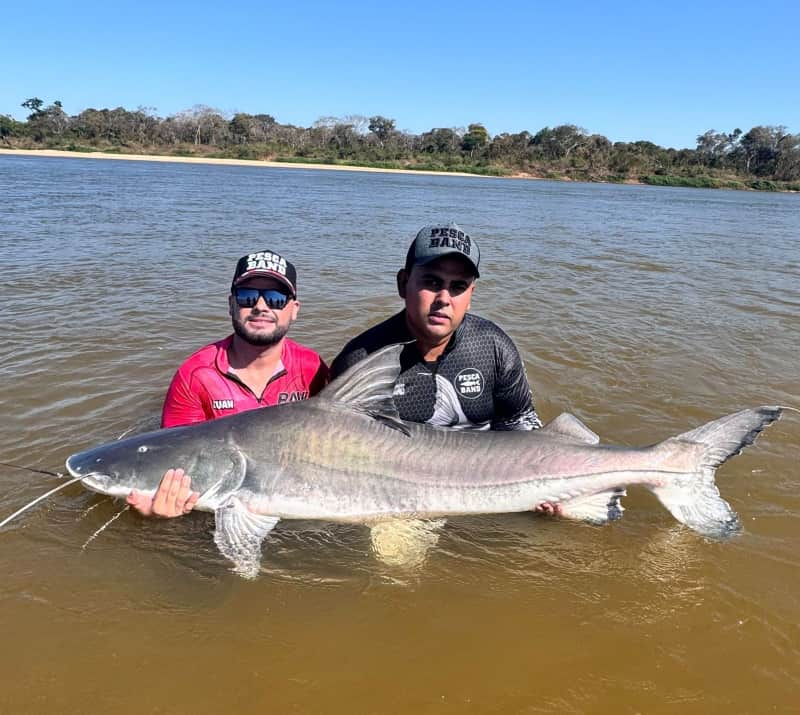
[229,276,299,347]
[398,256,476,347]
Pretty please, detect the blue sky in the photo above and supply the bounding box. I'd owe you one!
[3,0,797,149]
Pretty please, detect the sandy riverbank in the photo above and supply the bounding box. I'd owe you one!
[0,148,510,179]
[4,148,793,192]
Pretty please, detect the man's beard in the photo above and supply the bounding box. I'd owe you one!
[232,314,291,346]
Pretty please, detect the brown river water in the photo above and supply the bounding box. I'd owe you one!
[0,154,798,714]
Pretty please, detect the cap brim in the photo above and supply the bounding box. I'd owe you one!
[233,270,296,295]
[414,252,479,278]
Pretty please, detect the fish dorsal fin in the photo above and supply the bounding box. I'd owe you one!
[540,413,600,444]
[320,343,410,435]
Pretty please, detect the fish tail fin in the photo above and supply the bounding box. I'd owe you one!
[646,406,782,538]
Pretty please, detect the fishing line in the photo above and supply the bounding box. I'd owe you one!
[0,476,83,529]
[0,461,63,478]
[82,505,130,549]
[79,497,112,520]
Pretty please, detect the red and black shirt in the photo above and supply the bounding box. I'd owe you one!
[162,335,329,428]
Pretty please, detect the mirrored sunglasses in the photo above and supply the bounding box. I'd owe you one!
[233,287,292,310]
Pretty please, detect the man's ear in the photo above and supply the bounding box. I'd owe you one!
[396,269,409,299]
[289,299,300,321]
[228,294,235,317]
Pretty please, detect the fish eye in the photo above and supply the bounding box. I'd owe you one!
[138,446,148,453]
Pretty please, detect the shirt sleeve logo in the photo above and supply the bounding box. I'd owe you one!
[278,391,309,404]
[455,368,484,399]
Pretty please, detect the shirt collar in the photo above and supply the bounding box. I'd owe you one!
[397,310,467,358]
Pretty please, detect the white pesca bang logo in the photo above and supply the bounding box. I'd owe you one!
[246,251,287,275]
[455,368,484,399]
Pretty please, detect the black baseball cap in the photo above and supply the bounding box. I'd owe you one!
[231,250,297,296]
[404,222,480,277]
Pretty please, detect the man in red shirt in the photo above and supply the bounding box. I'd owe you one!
[127,249,329,517]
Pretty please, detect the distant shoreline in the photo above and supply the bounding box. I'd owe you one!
[4,148,795,192]
[0,148,510,180]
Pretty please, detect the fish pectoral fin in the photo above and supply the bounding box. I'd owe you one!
[194,447,248,510]
[540,413,600,444]
[195,479,225,510]
[369,518,446,568]
[213,496,279,579]
[558,488,626,523]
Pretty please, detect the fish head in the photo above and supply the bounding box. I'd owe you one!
[65,424,248,499]
[66,434,166,497]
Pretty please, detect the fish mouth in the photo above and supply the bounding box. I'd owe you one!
[64,454,91,479]
[65,457,127,497]
[79,472,130,497]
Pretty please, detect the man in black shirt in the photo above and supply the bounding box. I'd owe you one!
[331,222,542,431]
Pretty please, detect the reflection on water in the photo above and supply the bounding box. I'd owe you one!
[369,518,446,570]
[0,155,798,714]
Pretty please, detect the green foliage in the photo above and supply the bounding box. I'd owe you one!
[747,179,779,191]
[0,114,27,138]
[6,97,798,192]
[641,175,754,190]
[462,123,489,156]
[720,179,746,190]
[411,160,447,172]
[209,145,270,160]
[64,142,97,153]
[368,116,396,145]
[420,128,461,154]
[641,175,722,188]
[274,155,337,165]
[335,159,405,170]
[21,97,44,117]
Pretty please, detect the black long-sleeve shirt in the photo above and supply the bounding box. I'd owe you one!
[331,311,541,431]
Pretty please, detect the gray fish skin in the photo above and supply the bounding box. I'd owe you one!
[64,345,783,578]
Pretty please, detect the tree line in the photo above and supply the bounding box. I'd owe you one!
[2,98,799,191]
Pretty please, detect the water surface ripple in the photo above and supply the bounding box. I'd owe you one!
[0,155,798,714]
